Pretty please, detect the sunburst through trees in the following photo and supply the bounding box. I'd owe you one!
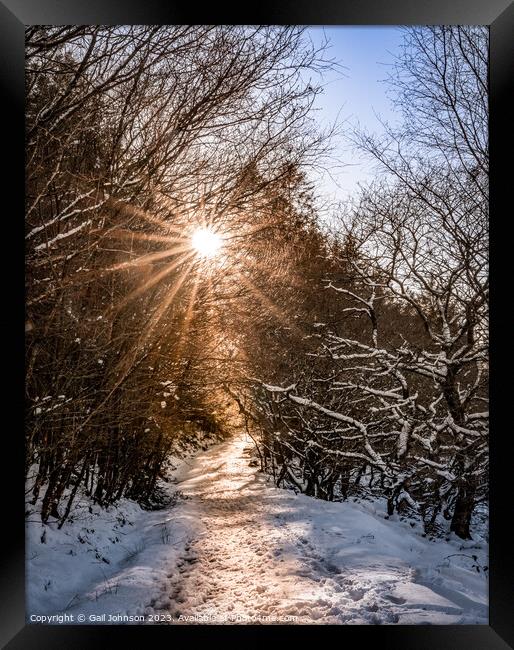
[26,25,487,549]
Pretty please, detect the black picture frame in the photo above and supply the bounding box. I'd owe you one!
[3,1,512,647]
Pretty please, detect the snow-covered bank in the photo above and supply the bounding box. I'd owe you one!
[25,431,221,620]
[27,436,488,625]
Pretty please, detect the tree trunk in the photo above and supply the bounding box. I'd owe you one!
[340,472,350,500]
[450,480,475,539]
[305,475,316,497]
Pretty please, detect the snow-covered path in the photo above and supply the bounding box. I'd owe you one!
[148,437,487,625]
[31,436,487,625]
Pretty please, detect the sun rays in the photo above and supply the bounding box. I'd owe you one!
[93,200,228,360]
[91,197,302,358]
[109,249,197,316]
[138,259,197,348]
[31,194,304,350]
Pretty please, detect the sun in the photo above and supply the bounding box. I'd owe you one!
[191,228,222,258]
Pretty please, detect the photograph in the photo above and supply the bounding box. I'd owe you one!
[24,24,489,627]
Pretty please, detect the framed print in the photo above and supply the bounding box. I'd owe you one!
[2,0,512,647]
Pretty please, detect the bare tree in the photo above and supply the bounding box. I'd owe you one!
[256,26,488,540]
[25,26,335,522]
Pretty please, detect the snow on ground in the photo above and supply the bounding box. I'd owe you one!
[26,431,216,621]
[27,436,488,625]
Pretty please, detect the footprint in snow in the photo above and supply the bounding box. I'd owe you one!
[383,594,406,605]
[349,588,365,601]
[322,561,341,575]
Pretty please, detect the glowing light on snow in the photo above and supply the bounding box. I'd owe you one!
[191,228,222,258]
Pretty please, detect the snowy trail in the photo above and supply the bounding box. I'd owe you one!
[146,437,487,625]
[39,436,487,625]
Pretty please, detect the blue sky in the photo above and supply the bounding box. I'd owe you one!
[305,26,404,203]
